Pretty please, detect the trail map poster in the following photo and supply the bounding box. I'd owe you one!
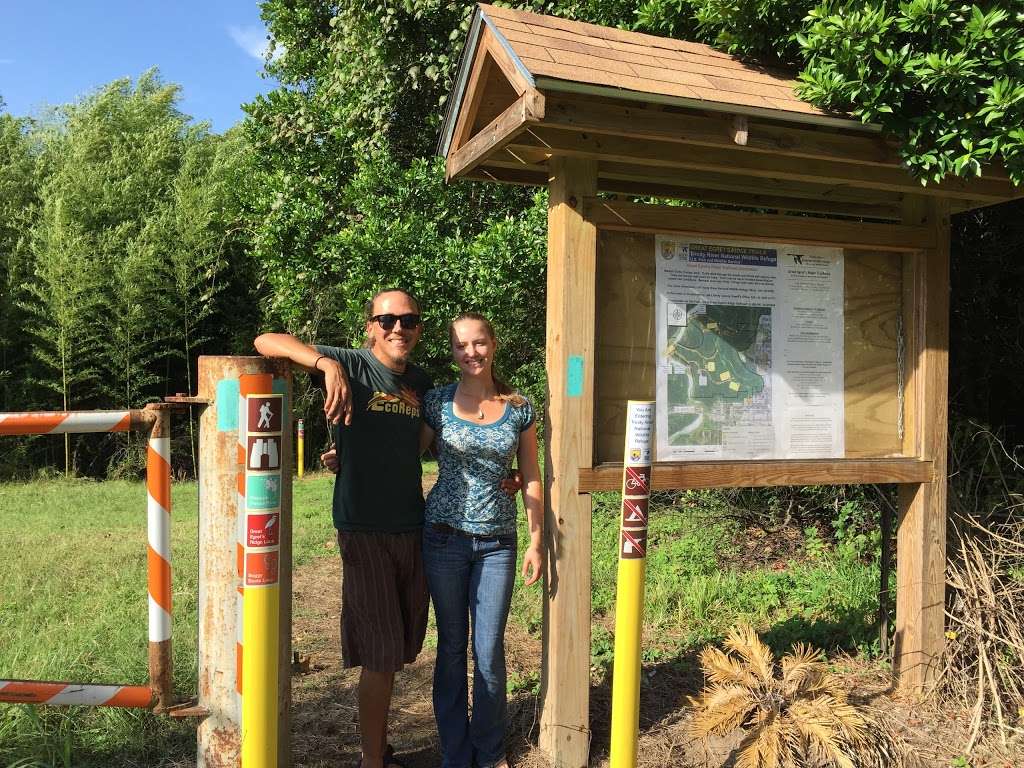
[654,236,845,461]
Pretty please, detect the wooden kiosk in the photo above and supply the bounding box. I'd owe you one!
[439,5,1022,766]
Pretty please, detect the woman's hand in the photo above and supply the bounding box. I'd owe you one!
[521,543,543,586]
[319,358,352,425]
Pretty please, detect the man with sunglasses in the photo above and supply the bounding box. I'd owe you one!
[255,288,431,768]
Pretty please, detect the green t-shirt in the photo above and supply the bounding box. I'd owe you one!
[314,346,433,533]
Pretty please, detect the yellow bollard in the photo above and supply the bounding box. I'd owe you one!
[296,418,304,479]
[240,391,284,768]
[609,401,655,768]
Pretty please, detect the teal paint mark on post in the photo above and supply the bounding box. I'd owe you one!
[216,379,240,431]
[272,378,288,395]
[567,355,584,397]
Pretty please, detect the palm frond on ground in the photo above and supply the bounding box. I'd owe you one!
[689,625,912,768]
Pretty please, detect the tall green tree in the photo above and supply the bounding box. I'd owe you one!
[22,197,105,475]
[0,108,40,413]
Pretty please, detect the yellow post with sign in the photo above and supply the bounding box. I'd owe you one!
[241,391,284,768]
[609,400,655,768]
[296,418,304,479]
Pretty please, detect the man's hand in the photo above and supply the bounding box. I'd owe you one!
[318,358,352,426]
[500,470,522,497]
[521,543,543,586]
[320,446,339,474]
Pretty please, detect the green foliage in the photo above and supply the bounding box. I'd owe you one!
[796,1,1024,184]
[2,71,255,478]
[0,112,39,414]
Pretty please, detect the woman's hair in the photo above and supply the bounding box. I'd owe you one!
[448,312,526,407]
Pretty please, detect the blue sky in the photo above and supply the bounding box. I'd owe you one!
[0,1,279,133]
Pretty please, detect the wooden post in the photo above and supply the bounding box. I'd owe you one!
[540,156,597,768]
[894,197,950,690]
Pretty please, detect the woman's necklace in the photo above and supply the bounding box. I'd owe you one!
[457,383,491,420]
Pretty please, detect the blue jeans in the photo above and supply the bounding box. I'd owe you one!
[423,525,517,768]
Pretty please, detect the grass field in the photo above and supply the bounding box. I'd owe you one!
[0,473,881,767]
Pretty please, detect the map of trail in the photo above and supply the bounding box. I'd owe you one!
[664,304,771,446]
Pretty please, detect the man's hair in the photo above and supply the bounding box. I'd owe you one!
[363,288,422,348]
[363,288,422,322]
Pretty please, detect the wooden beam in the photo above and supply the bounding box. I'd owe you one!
[480,24,530,96]
[509,127,1016,203]
[895,196,950,691]
[598,162,904,208]
[467,163,902,218]
[596,178,901,220]
[450,47,495,156]
[579,459,933,492]
[446,89,544,180]
[583,199,935,251]
[540,156,596,768]
[541,93,902,167]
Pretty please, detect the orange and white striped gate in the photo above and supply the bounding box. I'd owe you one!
[0,405,175,711]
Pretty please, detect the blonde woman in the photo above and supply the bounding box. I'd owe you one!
[419,312,543,768]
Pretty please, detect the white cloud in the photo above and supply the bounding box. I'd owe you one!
[228,24,274,62]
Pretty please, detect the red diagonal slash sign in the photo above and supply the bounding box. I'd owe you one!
[622,497,648,525]
[620,528,647,559]
[624,465,650,495]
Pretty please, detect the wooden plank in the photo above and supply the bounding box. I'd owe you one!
[598,161,903,206]
[844,251,903,456]
[447,89,544,180]
[509,127,1016,202]
[450,44,494,156]
[579,459,934,491]
[540,157,597,768]
[895,197,950,691]
[467,161,903,218]
[597,178,901,220]
[480,24,529,96]
[584,199,935,251]
[540,95,901,167]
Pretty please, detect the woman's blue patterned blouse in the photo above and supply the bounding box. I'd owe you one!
[423,383,535,535]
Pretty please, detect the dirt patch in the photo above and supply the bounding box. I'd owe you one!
[290,550,1023,768]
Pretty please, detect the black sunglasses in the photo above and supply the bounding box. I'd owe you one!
[372,313,422,331]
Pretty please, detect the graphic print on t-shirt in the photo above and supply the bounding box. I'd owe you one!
[366,385,422,418]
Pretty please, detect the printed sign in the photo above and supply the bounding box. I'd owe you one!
[621,497,649,526]
[624,465,651,496]
[625,401,654,465]
[246,473,281,510]
[247,396,282,434]
[245,551,279,586]
[620,528,647,559]
[247,435,281,471]
[246,513,280,548]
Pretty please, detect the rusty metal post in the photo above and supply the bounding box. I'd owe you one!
[196,356,293,768]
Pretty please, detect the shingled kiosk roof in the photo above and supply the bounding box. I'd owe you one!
[439,4,1020,218]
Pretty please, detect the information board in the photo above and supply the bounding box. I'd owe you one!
[654,236,844,461]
